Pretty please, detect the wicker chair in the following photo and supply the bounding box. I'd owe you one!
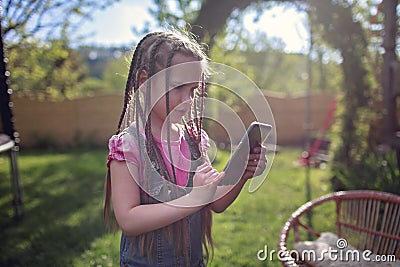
[278,190,400,266]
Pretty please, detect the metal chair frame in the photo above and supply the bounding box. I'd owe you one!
[278,190,400,266]
[0,136,23,219]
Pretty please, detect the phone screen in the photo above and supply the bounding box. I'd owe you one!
[248,123,262,151]
[219,122,272,185]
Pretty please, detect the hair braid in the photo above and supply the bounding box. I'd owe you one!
[164,44,180,185]
[115,62,134,134]
[142,37,166,153]
[105,32,164,228]
[115,32,162,134]
[143,38,167,174]
[163,43,192,262]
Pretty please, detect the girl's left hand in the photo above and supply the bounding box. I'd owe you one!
[242,146,267,180]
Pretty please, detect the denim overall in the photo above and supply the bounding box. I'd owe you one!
[119,126,205,267]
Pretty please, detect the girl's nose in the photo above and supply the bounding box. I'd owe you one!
[181,88,193,102]
[178,90,192,111]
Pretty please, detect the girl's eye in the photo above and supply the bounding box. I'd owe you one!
[171,85,184,91]
[169,84,198,97]
[170,85,197,92]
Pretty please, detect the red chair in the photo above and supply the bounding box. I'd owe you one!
[278,190,400,266]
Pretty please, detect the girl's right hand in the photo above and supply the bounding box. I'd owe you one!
[189,163,225,205]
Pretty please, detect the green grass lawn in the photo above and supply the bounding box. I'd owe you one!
[0,147,332,266]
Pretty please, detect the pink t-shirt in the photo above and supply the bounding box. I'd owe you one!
[107,126,210,186]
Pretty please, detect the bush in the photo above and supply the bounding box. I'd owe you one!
[331,149,400,195]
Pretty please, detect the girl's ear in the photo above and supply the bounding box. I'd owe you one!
[138,69,148,92]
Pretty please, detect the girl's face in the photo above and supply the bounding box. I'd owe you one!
[147,53,204,126]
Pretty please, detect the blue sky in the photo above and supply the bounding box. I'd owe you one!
[79,1,309,53]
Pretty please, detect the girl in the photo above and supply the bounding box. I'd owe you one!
[104,30,267,267]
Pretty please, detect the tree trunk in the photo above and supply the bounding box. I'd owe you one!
[191,0,259,45]
[381,0,399,168]
[382,0,398,144]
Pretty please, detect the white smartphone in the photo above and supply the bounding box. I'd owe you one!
[219,122,272,185]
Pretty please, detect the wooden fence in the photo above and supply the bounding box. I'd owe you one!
[11,92,336,148]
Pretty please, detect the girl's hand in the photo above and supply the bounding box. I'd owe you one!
[189,163,225,205]
[242,146,267,180]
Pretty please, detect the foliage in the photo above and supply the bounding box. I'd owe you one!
[75,46,132,95]
[0,148,332,267]
[101,55,130,93]
[73,77,108,97]
[149,0,202,29]
[1,0,120,99]
[308,0,399,194]
[332,149,400,195]
[207,20,342,115]
[2,0,344,99]
[1,0,119,45]
[6,40,133,98]
[145,0,343,95]
[74,55,130,96]
[7,38,89,99]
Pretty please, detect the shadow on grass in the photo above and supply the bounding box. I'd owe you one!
[0,149,110,267]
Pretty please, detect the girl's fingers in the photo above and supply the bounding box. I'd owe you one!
[246,162,266,172]
[209,171,225,184]
[196,162,212,173]
[217,171,225,180]
[194,163,225,186]
[248,153,261,161]
[205,169,224,183]
[247,159,259,166]
[248,151,267,162]
[246,166,258,172]
[206,167,219,175]
[207,168,219,178]
[246,156,262,162]
[253,145,267,153]
[252,146,262,153]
